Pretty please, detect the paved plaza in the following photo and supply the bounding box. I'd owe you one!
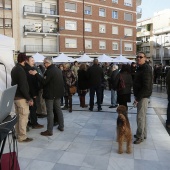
[4,85,170,170]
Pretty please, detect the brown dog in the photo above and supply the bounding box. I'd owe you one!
[116,105,132,154]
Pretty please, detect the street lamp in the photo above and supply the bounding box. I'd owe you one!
[160,40,169,65]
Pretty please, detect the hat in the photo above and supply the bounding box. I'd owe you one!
[17,53,27,63]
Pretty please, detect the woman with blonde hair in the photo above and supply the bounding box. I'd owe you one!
[78,63,88,107]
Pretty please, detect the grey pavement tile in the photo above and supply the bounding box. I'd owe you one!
[73,135,95,144]
[52,163,80,170]
[25,160,55,170]
[156,149,170,162]
[66,142,91,154]
[18,157,32,170]
[56,132,78,142]
[58,152,86,166]
[140,149,159,161]
[47,140,71,151]
[19,146,43,159]
[82,155,109,170]
[79,128,98,136]
[134,159,163,170]
[154,140,170,150]
[107,157,134,170]
[36,149,64,163]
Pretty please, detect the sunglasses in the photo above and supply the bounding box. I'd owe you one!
[137,56,144,59]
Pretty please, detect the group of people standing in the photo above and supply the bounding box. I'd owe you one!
[11,51,153,145]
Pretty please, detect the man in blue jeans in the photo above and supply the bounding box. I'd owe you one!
[30,57,64,136]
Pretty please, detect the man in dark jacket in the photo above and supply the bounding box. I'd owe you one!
[25,56,44,129]
[133,52,153,144]
[30,57,64,136]
[166,70,170,129]
[11,53,33,142]
[87,59,104,111]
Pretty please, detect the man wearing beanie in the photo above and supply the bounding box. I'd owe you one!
[11,53,33,142]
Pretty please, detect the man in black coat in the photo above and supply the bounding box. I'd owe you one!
[133,52,152,144]
[87,59,104,111]
[11,53,33,142]
[30,57,64,136]
[24,56,44,129]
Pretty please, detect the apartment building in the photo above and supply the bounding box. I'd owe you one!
[1,0,141,58]
[137,9,170,65]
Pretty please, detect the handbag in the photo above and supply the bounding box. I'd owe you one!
[117,74,125,91]
[69,86,77,94]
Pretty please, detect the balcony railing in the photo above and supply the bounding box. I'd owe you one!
[23,5,57,15]
[25,45,58,53]
[24,25,57,34]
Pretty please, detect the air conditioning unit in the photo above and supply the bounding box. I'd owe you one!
[56,18,58,22]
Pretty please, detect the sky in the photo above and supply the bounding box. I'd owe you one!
[139,0,170,20]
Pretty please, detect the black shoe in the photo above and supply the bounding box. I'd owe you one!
[134,135,146,139]
[109,105,114,108]
[89,108,93,111]
[98,108,102,111]
[166,124,170,129]
[133,138,143,144]
[58,126,64,131]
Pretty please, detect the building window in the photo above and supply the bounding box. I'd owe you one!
[5,0,11,10]
[5,19,12,28]
[99,24,106,33]
[112,26,118,34]
[99,8,106,17]
[124,28,133,36]
[85,22,92,32]
[84,6,92,15]
[0,18,3,28]
[65,38,77,48]
[65,20,77,30]
[124,13,133,21]
[112,42,118,50]
[112,11,118,19]
[99,41,106,49]
[85,39,92,49]
[65,2,76,12]
[50,4,56,15]
[124,43,132,51]
[112,0,118,3]
[124,0,132,6]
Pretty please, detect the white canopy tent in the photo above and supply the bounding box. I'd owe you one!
[113,55,132,63]
[77,54,93,62]
[32,52,45,62]
[0,34,15,92]
[53,53,75,63]
[98,54,114,62]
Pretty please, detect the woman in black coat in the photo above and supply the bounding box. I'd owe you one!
[115,64,133,110]
[78,64,88,107]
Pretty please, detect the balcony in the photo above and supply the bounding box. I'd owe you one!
[24,45,57,53]
[23,5,59,19]
[23,25,58,37]
[137,31,150,37]
[136,0,142,6]
[153,26,170,35]
[137,7,142,19]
